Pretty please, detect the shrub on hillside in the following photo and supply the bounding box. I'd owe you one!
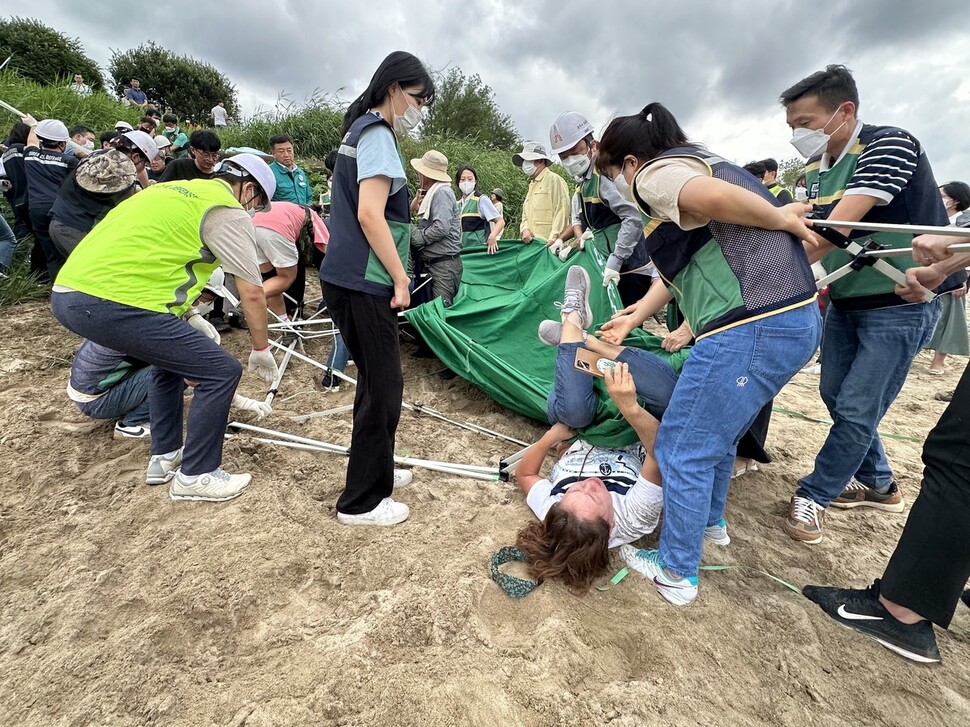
[0,72,139,134]
[0,17,104,90]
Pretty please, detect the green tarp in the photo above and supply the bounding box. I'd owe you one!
[405,236,690,447]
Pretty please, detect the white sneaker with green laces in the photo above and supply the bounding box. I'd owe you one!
[169,468,251,502]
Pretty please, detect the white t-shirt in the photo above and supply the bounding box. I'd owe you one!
[211,105,228,126]
[525,440,663,548]
[254,226,299,268]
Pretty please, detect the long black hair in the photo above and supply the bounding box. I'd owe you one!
[596,102,694,172]
[7,121,29,146]
[454,165,480,195]
[343,51,436,134]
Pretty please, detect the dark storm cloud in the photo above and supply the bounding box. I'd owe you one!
[13,1,970,179]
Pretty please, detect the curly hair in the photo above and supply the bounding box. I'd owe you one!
[515,504,611,594]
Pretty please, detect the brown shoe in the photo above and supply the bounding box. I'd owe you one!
[784,496,825,544]
[832,478,905,512]
[935,390,954,402]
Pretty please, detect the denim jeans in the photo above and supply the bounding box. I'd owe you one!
[796,300,942,506]
[76,365,153,425]
[0,213,16,270]
[52,291,242,475]
[326,333,351,374]
[657,304,822,579]
[546,342,680,428]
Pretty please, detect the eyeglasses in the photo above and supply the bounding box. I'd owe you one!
[193,149,220,160]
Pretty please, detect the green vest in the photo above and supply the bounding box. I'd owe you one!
[807,144,919,301]
[57,179,243,316]
[460,194,487,248]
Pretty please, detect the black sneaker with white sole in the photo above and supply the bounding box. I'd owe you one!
[802,580,941,664]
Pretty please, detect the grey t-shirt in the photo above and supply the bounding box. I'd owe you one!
[200,207,263,286]
[412,185,461,258]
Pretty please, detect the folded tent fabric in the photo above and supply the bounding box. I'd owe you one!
[404,237,689,447]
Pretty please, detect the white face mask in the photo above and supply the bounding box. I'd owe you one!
[392,93,423,137]
[613,171,634,203]
[795,187,809,202]
[790,108,846,159]
[563,153,591,181]
[458,181,475,196]
[83,140,95,151]
[521,161,537,177]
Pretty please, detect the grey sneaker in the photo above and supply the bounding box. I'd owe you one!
[146,448,182,485]
[169,468,251,502]
[538,320,562,346]
[337,497,410,526]
[557,266,593,329]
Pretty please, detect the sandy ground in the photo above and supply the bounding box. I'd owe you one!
[0,300,968,727]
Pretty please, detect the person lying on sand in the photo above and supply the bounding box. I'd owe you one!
[513,267,728,592]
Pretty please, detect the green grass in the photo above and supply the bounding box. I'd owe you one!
[0,70,141,134]
[0,239,48,307]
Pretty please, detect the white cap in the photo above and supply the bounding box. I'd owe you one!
[36,119,70,143]
[549,111,595,155]
[217,152,277,205]
[114,120,134,131]
[121,130,159,161]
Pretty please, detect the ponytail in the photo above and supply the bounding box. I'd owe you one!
[596,101,693,171]
[342,51,436,135]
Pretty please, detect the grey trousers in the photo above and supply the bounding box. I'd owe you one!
[424,255,463,307]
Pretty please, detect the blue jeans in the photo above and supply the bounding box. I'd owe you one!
[796,300,941,506]
[76,366,153,425]
[657,304,822,579]
[0,213,15,270]
[52,291,242,476]
[327,333,351,374]
[546,342,680,428]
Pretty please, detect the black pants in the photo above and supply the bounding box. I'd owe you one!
[261,260,307,318]
[881,363,970,627]
[321,282,403,514]
[29,208,64,280]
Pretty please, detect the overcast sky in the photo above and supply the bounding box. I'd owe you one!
[15,1,970,181]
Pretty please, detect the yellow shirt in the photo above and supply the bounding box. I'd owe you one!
[520,166,570,241]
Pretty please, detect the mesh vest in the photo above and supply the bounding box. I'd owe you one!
[460,194,488,248]
[807,124,953,309]
[56,178,243,316]
[631,147,816,339]
[319,113,411,296]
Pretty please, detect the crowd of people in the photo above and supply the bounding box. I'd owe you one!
[2,54,969,666]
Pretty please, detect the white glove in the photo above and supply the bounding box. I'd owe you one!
[233,393,272,420]
[558,243,575,262]
[186,312,221,344]
[603,268,621,287]
[248,347,279,384]
[548,239,564,256]
[579,229,594,250]
[22,114,37,127]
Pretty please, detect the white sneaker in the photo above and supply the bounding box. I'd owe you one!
[799,363,821,375]
[114,421,151,439]
[169,468,251,502]
[703,518,731,546]
[337,497,410,526]
[393,469,413,488]
[146,448,182,485]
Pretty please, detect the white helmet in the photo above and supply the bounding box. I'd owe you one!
[204,267,226,296]
[549,111,595,155]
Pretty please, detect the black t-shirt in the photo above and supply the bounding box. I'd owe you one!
[158,157,215,183]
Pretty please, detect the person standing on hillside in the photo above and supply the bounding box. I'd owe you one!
[513,141,570,244]
[124,78,148,110]
[210,101,230,129]
[68,73,91,97]
[409,150,461,305]
[268,134,313,205]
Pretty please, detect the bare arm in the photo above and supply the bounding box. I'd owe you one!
[260,265,298,298]
[604,364,661,484]
[597,277,674,345]
[515,422,574,494]
[235,277,270,350]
